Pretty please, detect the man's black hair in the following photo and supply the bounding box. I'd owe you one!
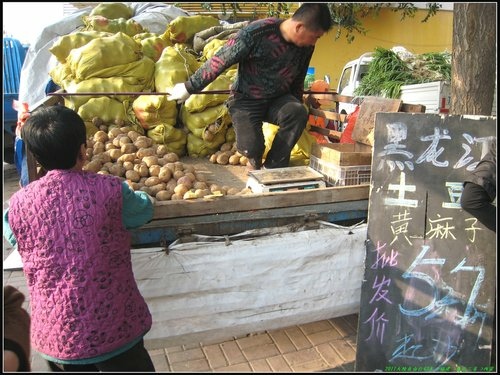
[292,3,333,32]
[21,105,86,170]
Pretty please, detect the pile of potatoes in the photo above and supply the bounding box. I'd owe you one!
[209,141,249,166]
[83,126,251,201]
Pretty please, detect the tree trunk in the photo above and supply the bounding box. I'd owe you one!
[451,3,496,115]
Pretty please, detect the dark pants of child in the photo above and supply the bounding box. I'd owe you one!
[227,93,308,169]
[460,182,496,232]
[46,339,155,372]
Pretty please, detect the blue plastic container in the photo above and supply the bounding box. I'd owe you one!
[3,37,27,134]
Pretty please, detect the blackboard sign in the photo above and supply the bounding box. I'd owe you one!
[356,113,496,372]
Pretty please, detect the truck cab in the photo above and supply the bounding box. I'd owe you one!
[337,52,373,114]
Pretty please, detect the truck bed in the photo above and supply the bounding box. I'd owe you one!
[132,157,369,247]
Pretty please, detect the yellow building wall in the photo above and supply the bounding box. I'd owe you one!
[310,8,453,91]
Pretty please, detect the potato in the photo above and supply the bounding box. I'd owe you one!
[121,143,136,154]
[125,169,141,182]
[149,183,167,196]
[156,190,173,201]
[105,142,118,151]
[142,155,159,168]
[119,136,132,147]
[119,126,133,133]
[92,117,104,128]
[193,181,208,190]
[107,149,122,161]
[229,154,241,165]
[177,176,193,189]
[127,130,141,142]
[226,187,240,195]
[173,170,185,180]
[209,152,220,164]
[171,193,184,201]
[112,134,127,147]
[134,163,149,177]
[166,179,177,192]
[93,130,108,143]
[216,153,230,165]
[93,141,105,154]
[210,184,221,193]
[145,176,161,187]
[135,135,152,148]
[108,127,122,139]
[158,167,172,182]
[240,155,249,166]
[174,184,189,196]
[183,164,196,174]
[83,160,102,173]
[102,161,114,171]
[134,138,149,149]
[140,186,152,195]
[164,152,179,163]
[220,142,233,152]
[149,165,161,177]
[174,161,184,171]
[136,147,155,159]
[156,144,169,157]
[123,161,134,171]
[204,129,215,142]
[183,172,196,183]
[194,188,209,198]
[110,164,125,177]
[118,153,136,163]
[195,173,207,182]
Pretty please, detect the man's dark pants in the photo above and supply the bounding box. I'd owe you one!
[227,93,308,169]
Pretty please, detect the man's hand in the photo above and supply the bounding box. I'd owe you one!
[167,83,190,103]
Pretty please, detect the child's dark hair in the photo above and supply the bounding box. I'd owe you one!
[293,3,333,32]
[21,105,87,170]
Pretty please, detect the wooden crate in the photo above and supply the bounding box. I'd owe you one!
[310,143,372,166]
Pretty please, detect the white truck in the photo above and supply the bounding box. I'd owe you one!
[337,52,451,115]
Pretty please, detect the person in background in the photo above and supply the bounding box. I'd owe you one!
[3,105,156,372]
[460,137,496,232]
[3,285,31,372]
[168,3,333,171]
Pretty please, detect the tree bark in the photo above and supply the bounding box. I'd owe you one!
[451,3,496,115]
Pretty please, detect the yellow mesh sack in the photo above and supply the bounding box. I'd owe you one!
[66,32,142,80]
[147,124,187,156]
[77,97,129,125]
[132,95,177,129]
[167,15,220,44]
[186,131,226,158]
[80,56,155,87]
[180,104,230,139]
[202,39,227,60]
[89,3,134,19]
[49,31,113,64]
[63,76,146,109]
[138,35,172,62]
[83,16,145,37]
[184,74,233,113]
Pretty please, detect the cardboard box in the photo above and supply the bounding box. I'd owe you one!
[310,143,372,166]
